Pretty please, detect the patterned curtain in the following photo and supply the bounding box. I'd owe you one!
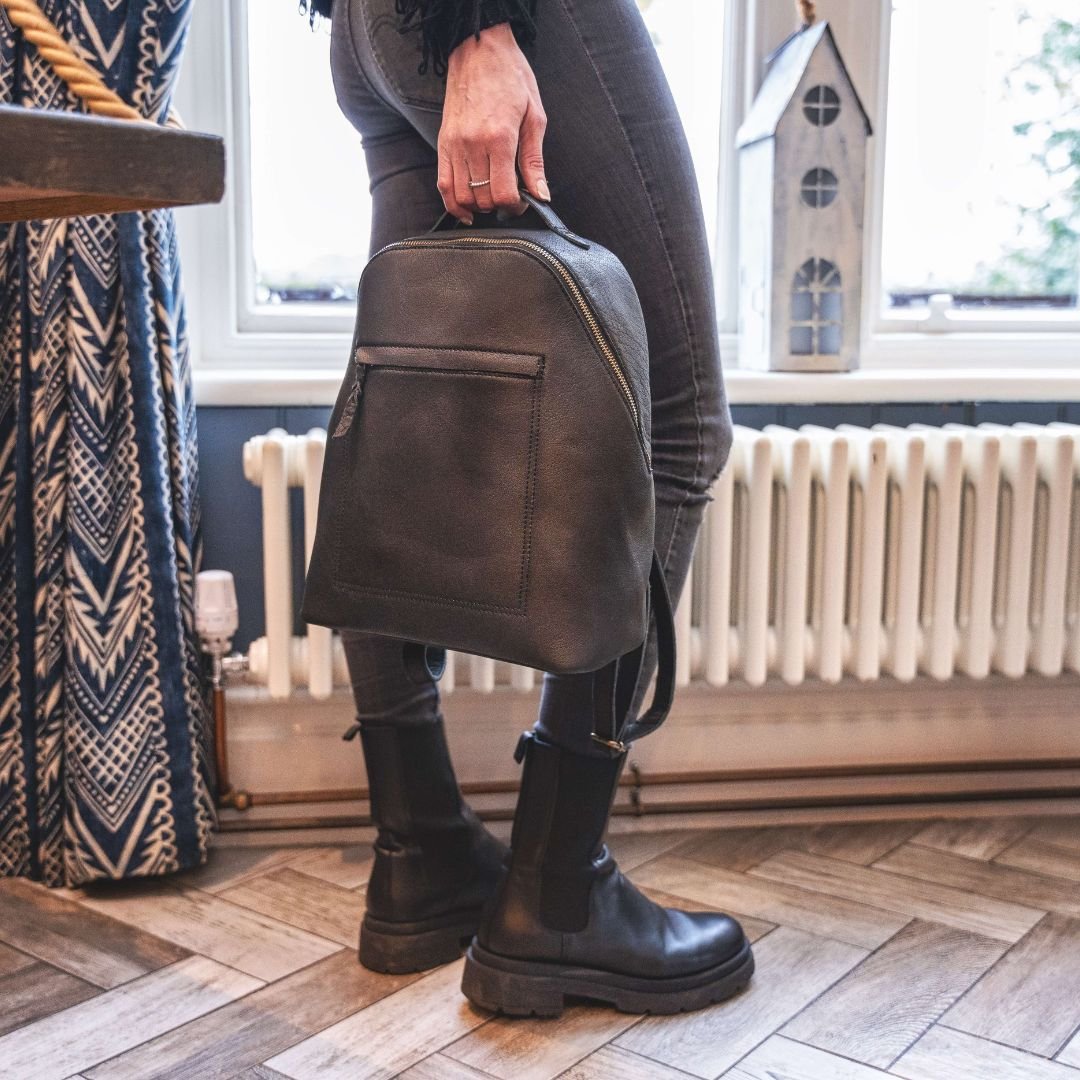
[0,0,216,886]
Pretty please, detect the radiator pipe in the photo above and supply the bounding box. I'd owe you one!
[194,569,254,811]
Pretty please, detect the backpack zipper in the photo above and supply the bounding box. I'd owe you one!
[373,235,649,466]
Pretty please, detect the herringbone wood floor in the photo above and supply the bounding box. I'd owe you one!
[3,813,1080,1078]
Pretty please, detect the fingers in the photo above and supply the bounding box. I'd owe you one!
[517,100,549,202]
[437,110,545,221]
[437,144,473,224]
[466,151,496,214]
[490,136,525,215]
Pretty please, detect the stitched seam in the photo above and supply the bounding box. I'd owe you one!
[517,356,545,609]
[372,367,535,381]
[330,578,528,616]
[358,347,544,360]
[555,0,709,519]
[329,364,542,616]
[366,12,445,113]
[356,343,543,373]
[340,3,400,116]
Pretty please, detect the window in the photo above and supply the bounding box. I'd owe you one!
[242,0,727,312]
[802,85,841,127]
[246,4,370,308]
[880,0,1080,323]
[800,168,838,209]
[791,258,842,356]
[176,0,1080,396]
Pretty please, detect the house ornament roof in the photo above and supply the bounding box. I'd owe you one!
[736,20,873,149]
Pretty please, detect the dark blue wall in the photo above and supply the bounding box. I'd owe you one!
[198,400,1080,651]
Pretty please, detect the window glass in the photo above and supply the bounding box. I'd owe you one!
[245,0,725,306]
[246,6,371,306]
[881,0,1080,313]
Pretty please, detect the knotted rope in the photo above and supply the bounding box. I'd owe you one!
[0,0,143,120]
[797,0,817,26]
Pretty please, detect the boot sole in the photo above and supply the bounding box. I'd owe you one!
[360,910,483,974]
[461,937,755,1017]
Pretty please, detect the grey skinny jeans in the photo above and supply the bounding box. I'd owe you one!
[331,0,732,755]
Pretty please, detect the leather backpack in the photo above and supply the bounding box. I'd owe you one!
[301,194,675,749]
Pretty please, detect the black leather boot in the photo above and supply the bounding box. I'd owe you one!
[354,717,509,973]
[462,732,754,1015]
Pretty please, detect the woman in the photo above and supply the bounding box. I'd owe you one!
[308,0,753,1016]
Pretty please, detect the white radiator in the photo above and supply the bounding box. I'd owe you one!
[241,422,1080,699]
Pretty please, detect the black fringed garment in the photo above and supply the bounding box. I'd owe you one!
[301,0,538,77]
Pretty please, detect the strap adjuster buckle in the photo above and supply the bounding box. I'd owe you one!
[590,732,628,755]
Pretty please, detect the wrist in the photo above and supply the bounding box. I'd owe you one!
[448,21,517,73]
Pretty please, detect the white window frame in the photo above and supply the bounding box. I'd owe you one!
[177,0,1080,407]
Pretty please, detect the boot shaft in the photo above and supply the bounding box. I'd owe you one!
[501,732,627,934]
[360,717,464,838]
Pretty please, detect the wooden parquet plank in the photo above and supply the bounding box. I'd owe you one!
[1053,1015,1080,1066]
[630,855,909,949]
[673,826,814,871]
[1023,819,1080,854]
[219,867,365,946]
[265,959,488,1079]
[726,1034,893,1078]
[0,956,260,1080]
[173,845,306,894]
[941,912,1080,1057]
[0,941,35,977]
[673,820,920,872]
[797,821,924,864]
[606,831,692,873]
[893,1024,1080,1079]
[996,839,1080,882]
[0,878,189,988]
[396,1054,495,1079]
[908,817,1038,860]
[614,926,865,1078]
[285,846,374,890]
[750,850,1043,942]
[557,1045,700,1079]
[70,879,341,981]
[84,949,420,1080]
[443,1004,635,1080]
[0,960,99,1038]
[874,843,1080,917]
[780,919,1005,1068]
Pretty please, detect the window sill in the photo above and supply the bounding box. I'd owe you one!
[192,363,1080,408]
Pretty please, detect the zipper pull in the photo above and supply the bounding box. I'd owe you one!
[331,362,367,438]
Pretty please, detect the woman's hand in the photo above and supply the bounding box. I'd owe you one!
[438,23,549,224]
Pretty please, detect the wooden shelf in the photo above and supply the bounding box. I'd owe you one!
[0,104,225,222]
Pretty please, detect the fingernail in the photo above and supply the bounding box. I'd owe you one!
[537,178,550,201]
[463,215,474,226]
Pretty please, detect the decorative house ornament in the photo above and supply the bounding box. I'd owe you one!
[737,6,872,372]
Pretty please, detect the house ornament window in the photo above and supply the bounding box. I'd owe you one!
[790,257,843,355]
[803,84,841,126]
[800,167,838,208]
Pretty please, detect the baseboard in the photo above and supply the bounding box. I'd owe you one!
[219,673,1080,829]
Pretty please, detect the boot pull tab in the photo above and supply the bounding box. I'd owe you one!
[342,721,362,742]
[514,730,535,764]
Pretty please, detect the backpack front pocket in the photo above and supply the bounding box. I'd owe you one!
[330,345,543,615]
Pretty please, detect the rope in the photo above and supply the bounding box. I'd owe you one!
[0,0,143,121]
[796,0,817,26]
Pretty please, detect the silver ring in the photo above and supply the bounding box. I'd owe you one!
[467,178,491,188]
